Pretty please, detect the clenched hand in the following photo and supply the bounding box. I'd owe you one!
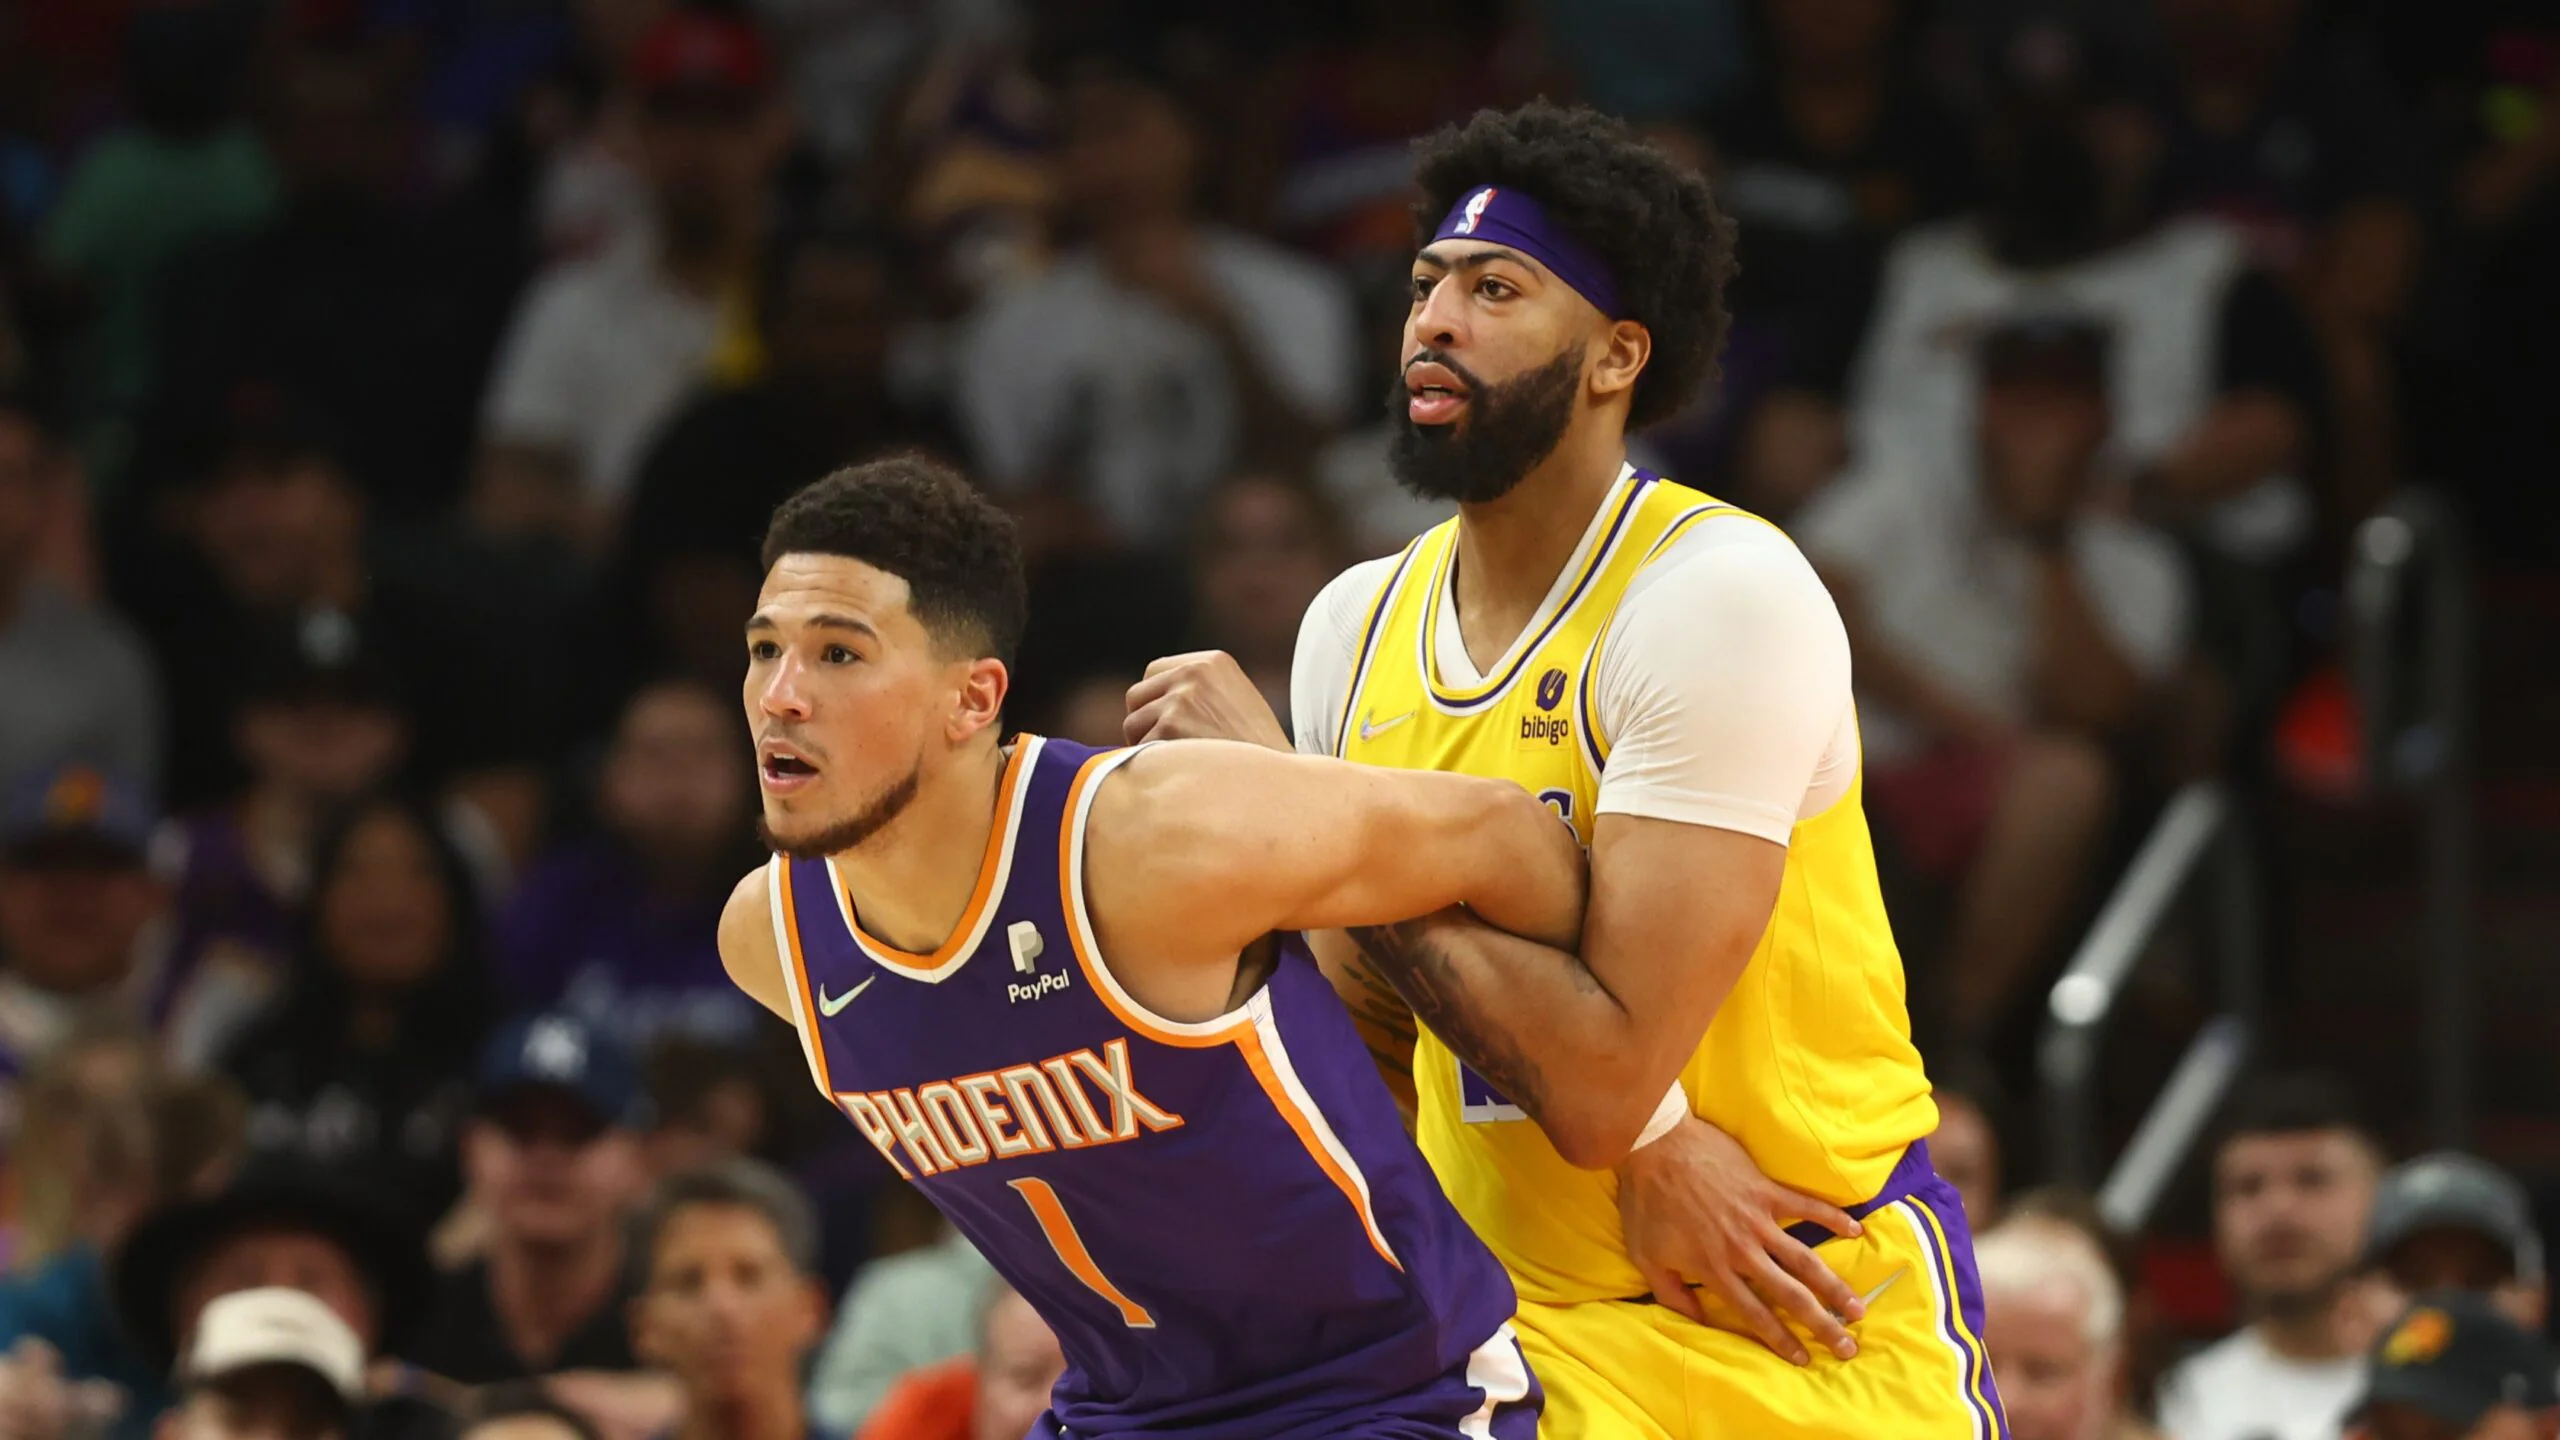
[1124,652,1292,752]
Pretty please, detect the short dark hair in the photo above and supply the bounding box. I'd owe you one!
[637,1157,820,1277]
[760,453,1028,668]
[1409,101,1737,430]
[2217,1072,2380,1155]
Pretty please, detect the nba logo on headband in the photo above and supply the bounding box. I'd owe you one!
[1455,188,1496,236]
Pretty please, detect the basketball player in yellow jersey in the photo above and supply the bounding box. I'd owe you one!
[1129,103,2008,1437]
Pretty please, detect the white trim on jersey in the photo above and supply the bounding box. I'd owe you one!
[1459,1323,1534,1439]
[1059,744,1252,1041]
[1247,995,1400,1269]
[764,852,829,1094]
[824,735,1046,983]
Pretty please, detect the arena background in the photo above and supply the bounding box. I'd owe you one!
[0,0,2553,1437]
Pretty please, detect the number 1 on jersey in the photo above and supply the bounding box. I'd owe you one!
[1008,1176,1156,1328]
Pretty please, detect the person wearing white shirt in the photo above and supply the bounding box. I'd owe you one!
[1796,315,2192,1047]
[2156,1075,2386,1440]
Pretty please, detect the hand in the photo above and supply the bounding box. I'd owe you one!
[0,1339,122,1440]
[1616,1117,1865,1365]
[1125,651,1292,751]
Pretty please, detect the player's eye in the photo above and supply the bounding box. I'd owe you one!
[748,640,781,661]
[1478,276,1514,300]
[1410,274,1436,302]
[824,645,858,665]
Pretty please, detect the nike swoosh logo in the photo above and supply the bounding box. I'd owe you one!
[816,974,876,1017]
[1359,709,1416,741]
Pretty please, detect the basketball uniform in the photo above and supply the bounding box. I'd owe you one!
[764,735,1542,1439]
[1321,470,2007,1437]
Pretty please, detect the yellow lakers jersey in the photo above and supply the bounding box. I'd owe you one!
[1333,469,1938,1305]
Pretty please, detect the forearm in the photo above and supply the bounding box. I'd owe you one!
[1308,928,1419,1127]
[1345,911,1658,1168]
[2030,555,2147,731]
[1424,775,1584,950]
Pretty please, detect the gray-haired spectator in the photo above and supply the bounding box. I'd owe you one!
[1978,1213,2158,1440]
[631,1161,826,1440]
[806,1226,994,1436]
[2358,1154,2548,1337]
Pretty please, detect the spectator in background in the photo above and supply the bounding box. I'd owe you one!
[807,1226,994,1437]
[1679,0,1974,514]
[5,1019,156,1272]
[456,1386,602,1440]
[629,1162,826,1440]
[37,0,277,445]
[2151,0,2421,530]
[1845,20,2326,568]
[112,385,543,856]
[0,392,159,790]
[0,1159,428,1440]
[157,628,412,1074]
[1977,1212,2159,1440]
[637,1041,768,1184]
[498,681,757,1053]
[156,1288,363,1440]
[956,45,1358,550]
[604,225,958,715]
[1929,1052,2008,1229]
[1181,474,1345,733]
[1800,317,2192,1046]
[0,765,169,1093]
[2158,1074,2385,1440]
[402,1014,651,1394]
[2356,1154,2547,1335]
[856,1280,1060,1440]
[144,28,527,521]
[2343,1292,2559,1440]
[221,797,493,1227]
[472,8,791,549]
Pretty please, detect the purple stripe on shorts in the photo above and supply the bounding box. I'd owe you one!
[1908,1178,2010,1439]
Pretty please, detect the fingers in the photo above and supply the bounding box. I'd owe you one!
[10,1342,56,1376]
[1124,669,1177,714]
[1640,1262,1707,1324]
[1776,1188,1862,1242]
[1141,651,1231,679]
[1755,1249,1859,1361]
[1705,1265,1810,1366]
[1123,695,1172,744]
[1767,1227,1865,1325]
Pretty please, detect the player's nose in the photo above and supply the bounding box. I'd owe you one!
[756,662,813,719]
[1411,280,1468,350]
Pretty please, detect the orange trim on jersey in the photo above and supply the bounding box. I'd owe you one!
[1233,1024,1403,1271]
[1054,753,1251,1050]
[846,742,1028,969]
[1009,1176,1156,1328]
[774,865,835,1096]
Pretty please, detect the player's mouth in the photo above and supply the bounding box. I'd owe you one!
[759,741,821,795]
[1405,360,1471,426]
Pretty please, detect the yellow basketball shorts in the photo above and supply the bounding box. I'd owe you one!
[1510,1145,2007,1438]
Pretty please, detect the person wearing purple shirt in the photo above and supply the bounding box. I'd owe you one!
[497,679,759,1052]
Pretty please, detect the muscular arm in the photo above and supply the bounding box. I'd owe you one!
[1083,741,1585,969]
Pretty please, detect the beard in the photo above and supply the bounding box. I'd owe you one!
[1388,346,1582,505]
[757,762,922,860]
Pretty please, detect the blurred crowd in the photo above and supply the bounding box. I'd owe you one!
[0,0,2553,1437]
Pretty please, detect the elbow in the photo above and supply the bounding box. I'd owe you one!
[1542,1096,1649,1172]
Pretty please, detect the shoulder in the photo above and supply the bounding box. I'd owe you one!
[1303,553,1406,655]
[717,865,786,1009]
[1616,512,1840,640]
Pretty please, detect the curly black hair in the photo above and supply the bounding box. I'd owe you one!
[1409,101,1737,430]
[761,451,1028,667]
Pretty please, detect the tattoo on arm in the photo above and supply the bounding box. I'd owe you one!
[1348,920,1549,1119]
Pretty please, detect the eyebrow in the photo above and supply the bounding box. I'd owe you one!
[1416,243,1546,279]
[743,612,881,639]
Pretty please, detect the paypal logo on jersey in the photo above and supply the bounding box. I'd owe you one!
[1008,971,1072,1005]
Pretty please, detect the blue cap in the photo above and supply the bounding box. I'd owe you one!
[476,1012,648,1131]
[1,762,156,863]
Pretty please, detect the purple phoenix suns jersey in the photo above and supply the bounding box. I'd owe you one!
[764,736,1537,1440]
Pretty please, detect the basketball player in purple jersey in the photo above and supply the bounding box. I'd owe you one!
[715,454,1564,1439]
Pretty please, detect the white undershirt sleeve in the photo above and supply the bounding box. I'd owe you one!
[1289,557,1398,758]
[1591,521,1860,845]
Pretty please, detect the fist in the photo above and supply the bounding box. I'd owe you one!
[1124,652,1291,751]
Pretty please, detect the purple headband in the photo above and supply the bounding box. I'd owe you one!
[1430,185,1623,319]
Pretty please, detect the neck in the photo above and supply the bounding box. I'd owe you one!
[831,740,1008,954]
[1449,428,1626,652]
[2253,1299,2353,1362]
[490,1227,624,1367]
[678,1385,804,1440]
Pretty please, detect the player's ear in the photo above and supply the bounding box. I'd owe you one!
[948,656,1009,744]
[1589,317,1650,406]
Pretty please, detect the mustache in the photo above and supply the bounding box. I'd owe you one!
[1403,347,1489,393]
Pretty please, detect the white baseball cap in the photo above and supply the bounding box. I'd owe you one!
[181,1289,365,1402]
